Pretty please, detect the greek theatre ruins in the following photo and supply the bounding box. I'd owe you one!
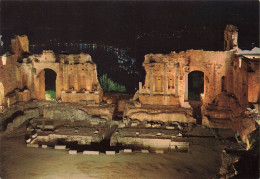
[125,25,259,140]
[0,25,259,164]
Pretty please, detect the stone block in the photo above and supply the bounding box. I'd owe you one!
[145,123,151,128]
[83,151,100,155]
[54,145,66,150]
[166,126,175,130]
[141,150,149,154]
[155,150,164,154]
[131,122,138,127]
[123,149,132,153]
[118,123,126,128]
[69,150,77,155]
[45,125,55,130]
[27,144,39,148]
[105,151,116,155]
[42,145,48,149]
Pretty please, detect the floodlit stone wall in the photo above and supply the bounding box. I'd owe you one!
[139,50,240,108]
[0,35,103,105]
[224,25,238,52]
[247,60,259,103]
[11,35,29,55]
[0,54,19,106]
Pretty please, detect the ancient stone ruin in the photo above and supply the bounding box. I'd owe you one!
[0,25,259,178]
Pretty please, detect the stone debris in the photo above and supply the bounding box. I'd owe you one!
[219,149,240,178]
[26,138,32,144]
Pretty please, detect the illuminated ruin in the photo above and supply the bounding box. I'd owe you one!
[0,25,259,179]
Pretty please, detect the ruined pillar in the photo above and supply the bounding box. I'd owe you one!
[175,63,179,96]
[39,70,45,100]
[86,65,93,91]
[150,65,153,96]
[164,64,167,95]
[139,82,142,94]
[184,66,189,101]
[74,65,79,91]
[63,65,69,91]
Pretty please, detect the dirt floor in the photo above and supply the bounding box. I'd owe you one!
[0,130,226,179]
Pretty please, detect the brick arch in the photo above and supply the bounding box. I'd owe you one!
[188,70,204,101]
[35,67,60,100]
[36,67,59,77]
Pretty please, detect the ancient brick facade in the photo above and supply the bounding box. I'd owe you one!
[139,50,238,108]
[0,35,103,108]
[135,25,259,129]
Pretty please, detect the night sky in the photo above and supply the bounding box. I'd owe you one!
[1,1,259,51]
[1,1,258,93]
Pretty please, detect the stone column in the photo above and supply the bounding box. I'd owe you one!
[74,65,79,91]
[175,63,179,96]
[184,66,189,101]
[63,65,68,91]
[164,64,167,95]
[139,82,142,94]
[150,65,153,96]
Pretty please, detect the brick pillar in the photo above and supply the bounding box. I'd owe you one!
[74,65,78,91]
[175,64,179,96]
[150,65,153,96]
[164,64,167,95]
[64,65,69,91]
[184,66,189,101]
[139,82,142,94]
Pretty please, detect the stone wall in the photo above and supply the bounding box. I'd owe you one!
[124,103,195,123]
[248,60,259,103]
[0,54,19,106]
[11,35,29,55]
[139,50,236,108]
[0,35,104,106]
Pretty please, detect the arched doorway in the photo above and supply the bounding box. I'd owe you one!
[188,71,204,124]
[0,82,4,105]
[188,71,204,101]
[44,69,57,100]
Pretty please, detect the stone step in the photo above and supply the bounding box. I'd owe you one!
[123,149,132,153]
[54,145,66,150]
[83,151,100,155]
[105,151,116,155]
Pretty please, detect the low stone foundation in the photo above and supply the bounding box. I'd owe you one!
[123,102,195,124]
[61,90,103,104]
[139,94,180,106]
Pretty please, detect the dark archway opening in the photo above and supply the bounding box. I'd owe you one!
[44,69,57,100]
[188,71,204,101]
[188,71,204,125]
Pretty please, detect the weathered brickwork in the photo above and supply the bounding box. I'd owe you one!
[139,50,236,108]
[0,35,103,106]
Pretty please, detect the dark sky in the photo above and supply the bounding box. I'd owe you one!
[1,1,259,51]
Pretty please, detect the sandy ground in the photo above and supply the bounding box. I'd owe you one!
[0,131,225,179]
